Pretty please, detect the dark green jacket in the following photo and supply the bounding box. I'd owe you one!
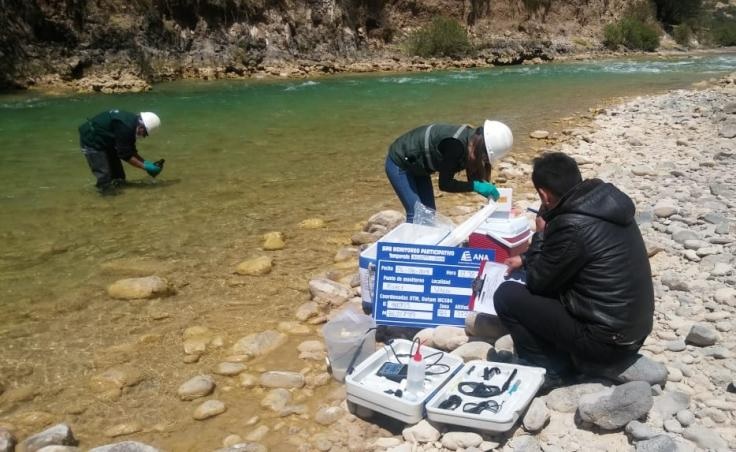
[388,124,475,192]
[79,110,139,160]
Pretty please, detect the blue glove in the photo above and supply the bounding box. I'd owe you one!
[473,181,500,201]
[143,160,162,177]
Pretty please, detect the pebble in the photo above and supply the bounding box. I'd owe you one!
[17,424,77,452]
[88,442,160,452]
[215,362,247,376]
[522,397,550,432]
[235,256,273,276]
[259,371,305,389]
[314,406,344,425]
[193,400,226,420]
[577,382,653,429]
[634,435,677,452]
[107,276,171,300]
[685,324,718,346]
[402,420,440,443]
[103,422,142,438]
[177,375,215,401]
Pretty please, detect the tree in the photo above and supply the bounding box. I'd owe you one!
[652,0,703,27]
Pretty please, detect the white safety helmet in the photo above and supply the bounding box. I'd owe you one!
[139,112,161,135]
[483,120,513,163]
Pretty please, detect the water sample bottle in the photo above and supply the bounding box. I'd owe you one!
[406,342,425,397]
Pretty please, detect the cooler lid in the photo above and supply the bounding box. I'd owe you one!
[477,216,530,236]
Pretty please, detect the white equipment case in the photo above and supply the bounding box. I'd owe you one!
[426,360,546,432]
[344,339,464,424]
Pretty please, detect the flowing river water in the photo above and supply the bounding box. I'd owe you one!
[1,52,735,449]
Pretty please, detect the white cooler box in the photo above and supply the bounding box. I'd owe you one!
[345,339,464,424]
[426,360,546,432]
[359,223,450,313]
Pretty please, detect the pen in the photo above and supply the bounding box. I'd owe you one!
[526,207,539,214]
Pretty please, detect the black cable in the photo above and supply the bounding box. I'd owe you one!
[345,327,377,376]
[385,339,451,375]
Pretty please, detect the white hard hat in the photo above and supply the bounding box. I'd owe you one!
[483,120,513,163]
[139,112,161,135]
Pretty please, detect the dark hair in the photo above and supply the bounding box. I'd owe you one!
[466,127,491,182]
[531,152,582,197]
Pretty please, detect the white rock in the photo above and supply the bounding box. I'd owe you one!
[177,375,215,400]
[314,406,344,425]
[215,362,246,376]
[402,420,440,443]
[432,326,468,351]
[107,276,170,300]
[440,432,483,450]
[259,371,305,389]
[193,400,226,420]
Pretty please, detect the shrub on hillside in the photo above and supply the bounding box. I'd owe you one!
[405,16,471,58]
[672,24,692,47]
[653,0,704,27]
[604,18,660,51]
[707,7,736,46]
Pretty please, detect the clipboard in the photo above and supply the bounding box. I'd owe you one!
[468,260,526,315]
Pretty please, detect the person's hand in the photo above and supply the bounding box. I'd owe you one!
[143,160,162,177]
[503,256,523,275]
[473,181,500,201]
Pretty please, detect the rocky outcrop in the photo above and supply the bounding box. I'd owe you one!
[0,0,643,91]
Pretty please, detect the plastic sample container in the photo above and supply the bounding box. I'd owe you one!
[359,223,450,314]
[345,339,464,424]
[468,216,531,263]
[322,308,376,382]
[426,360,546,432]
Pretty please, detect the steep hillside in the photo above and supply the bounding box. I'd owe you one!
[0,0,649,91]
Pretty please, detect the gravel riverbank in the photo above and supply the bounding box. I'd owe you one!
[1,74,735,452]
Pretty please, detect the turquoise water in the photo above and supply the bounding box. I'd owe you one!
[0,53,735,448]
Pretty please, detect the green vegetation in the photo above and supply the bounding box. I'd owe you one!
[652,0,703,27]
[405,16,471,58]
[672,24,692,47]
[707,6,736,46]
[604,2,661,52]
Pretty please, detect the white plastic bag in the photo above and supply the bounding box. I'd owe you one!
[322,306,376,382]
[412,201,456,232]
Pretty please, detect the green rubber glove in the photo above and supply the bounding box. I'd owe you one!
[473,181,500,201]
[143,160,162,177]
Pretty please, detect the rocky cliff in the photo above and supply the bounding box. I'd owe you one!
[0,0,640,92]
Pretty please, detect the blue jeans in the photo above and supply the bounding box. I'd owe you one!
[385,156,435,223]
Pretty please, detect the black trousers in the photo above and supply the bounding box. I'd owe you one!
[493,281,638,375]
[81,146,126,191]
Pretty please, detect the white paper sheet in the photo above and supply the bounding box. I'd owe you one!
[471,261,526,315]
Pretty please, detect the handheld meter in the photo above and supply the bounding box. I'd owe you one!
[376,362,408,383]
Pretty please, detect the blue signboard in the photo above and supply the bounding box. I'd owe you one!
[373,242,495,328]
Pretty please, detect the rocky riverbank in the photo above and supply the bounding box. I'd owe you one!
[1,75,735,451]
[3,0,710,94]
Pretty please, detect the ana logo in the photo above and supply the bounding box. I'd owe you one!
[460,251,473,262]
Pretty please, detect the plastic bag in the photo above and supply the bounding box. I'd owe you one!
[412,201,456,231]
[322,305,376,382]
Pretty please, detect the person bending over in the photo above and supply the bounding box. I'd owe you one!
[494,152,654,382]
[79,109,164,194]
[385,120,513,222]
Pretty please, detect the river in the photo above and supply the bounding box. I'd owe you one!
[0,52,735,449]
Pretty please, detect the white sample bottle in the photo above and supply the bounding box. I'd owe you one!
[406,342,425,397]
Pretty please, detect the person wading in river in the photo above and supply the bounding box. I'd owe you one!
[78,109,164,194]
[385,120,513,222]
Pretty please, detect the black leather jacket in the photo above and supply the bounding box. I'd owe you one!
[524,179,654,346]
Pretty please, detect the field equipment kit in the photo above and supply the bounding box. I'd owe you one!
[345,340,545,431]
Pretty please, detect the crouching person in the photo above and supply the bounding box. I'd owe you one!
[494,152,654,386]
